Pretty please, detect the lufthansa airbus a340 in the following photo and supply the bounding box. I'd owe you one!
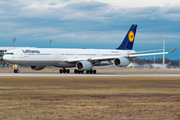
[3,25,176,74]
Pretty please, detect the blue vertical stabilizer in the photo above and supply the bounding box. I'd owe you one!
[116,24,137,50]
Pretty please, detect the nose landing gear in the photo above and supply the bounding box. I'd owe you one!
[59,68,70,74]
[14,69,19,73]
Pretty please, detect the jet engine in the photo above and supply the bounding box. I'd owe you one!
[114,57,130,67]
[31,66,46,70]
[76,61,93,70]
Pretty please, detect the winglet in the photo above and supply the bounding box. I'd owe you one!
[168,47,177,53]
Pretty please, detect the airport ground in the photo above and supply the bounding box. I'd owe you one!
[0,67,180,74]
[0,68,180,119]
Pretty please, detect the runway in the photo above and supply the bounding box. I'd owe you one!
[0,73,180,77]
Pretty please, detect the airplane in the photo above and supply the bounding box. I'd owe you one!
[127,61,172,69]
[127,62,139,68]
[148,61,172,69]
[3,24,177,74]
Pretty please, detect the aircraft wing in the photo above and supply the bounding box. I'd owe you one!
[129,48,177,57]
[128,49,162,55]
[66,48,177,62]
[129,47,177,57]
[128,52,168,57]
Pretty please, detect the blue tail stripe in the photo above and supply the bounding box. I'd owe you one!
[116,24,137,50]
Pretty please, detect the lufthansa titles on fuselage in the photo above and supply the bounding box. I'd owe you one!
[111,51,118,53]
[22,49,40,54]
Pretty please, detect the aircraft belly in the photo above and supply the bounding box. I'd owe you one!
[55,61,76,68]
[6,60,59,66]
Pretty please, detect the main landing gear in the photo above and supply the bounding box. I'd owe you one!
[74,69,96,74]
[14,69,19,73]
[59,68,70,74]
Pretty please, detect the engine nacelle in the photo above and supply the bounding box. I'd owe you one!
[114,57,130,67]
[76,61,93,70]
[31,66,46,70]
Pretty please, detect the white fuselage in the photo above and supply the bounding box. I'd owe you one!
[3,48,134,68]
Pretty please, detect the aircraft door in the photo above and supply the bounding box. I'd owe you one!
[54,50,58,59]
[96,51,101,57]
[19,50,24,59]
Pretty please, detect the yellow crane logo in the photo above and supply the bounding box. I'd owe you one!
[128,31,134,42]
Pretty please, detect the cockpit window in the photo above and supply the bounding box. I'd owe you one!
[4,53,14,55]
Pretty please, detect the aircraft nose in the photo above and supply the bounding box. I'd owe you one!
[3,55,8,61]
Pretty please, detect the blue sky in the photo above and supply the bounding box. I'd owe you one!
[0,0,180,60]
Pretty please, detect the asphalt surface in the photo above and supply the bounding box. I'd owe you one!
[0,73,180,77]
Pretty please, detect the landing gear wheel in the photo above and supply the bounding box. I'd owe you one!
[63,69,67,73]
[85,69,97,74]
[93,70,96,74]
[74,69,78,74]
[90,69,93,74]
[59,69,63,73]
[67,69,70,73]
[86,70,89,74]
[59,69,70,74]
